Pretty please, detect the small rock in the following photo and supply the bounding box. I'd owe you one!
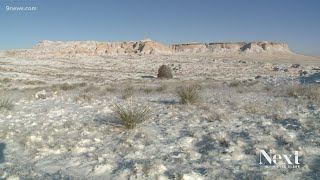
[7,175,20,180]
[35,90,47,99]
[299,70,308,76]
[181,172,203,180]
[0,171,8,179]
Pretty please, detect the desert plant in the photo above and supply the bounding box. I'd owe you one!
[228,81,241,87]
[157,65,173,79]
[105,86,117,93]
[122,86,135,99]
[141,88,153,94]
[75,93,92,102]
[287,85,320,100]
[59,83,77,91]
[176,84,200,104]
[0,78,12,84]
[286,85,320,105]
[0,98,14,111]
[155,84,168,92]
[23,80,46,85]
[207,112,224,122]
[113,100,152,129]
[78,82,87,87]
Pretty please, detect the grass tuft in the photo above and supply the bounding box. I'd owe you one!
[0,98,14,111]
[286,85,320,105]
[176,84,200,104]
[59,83,77,91]
[122,86,135,99]
[113,100,152,129]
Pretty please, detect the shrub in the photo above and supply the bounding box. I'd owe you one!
[157,65,173,79]
[228,81,241,87]
[286,85,320,104]
[122,86,135,99]
[141,88,153,94]
[59,83,77,91]
[105,86,117,93]
[75,93,92,102]
[113,101,152,129]
[0,98,14,111]
[0,78,12,84]
[78,82,87,87]
[207,112,224,122]
[155,84,168,92]
[176,84,200,104]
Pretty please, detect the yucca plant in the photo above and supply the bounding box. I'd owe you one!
[0,98,14,111]
[113,99,152,129]
[176,84,201,104]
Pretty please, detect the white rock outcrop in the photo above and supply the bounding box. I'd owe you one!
[2,39,291,58]
[170,42,290,54]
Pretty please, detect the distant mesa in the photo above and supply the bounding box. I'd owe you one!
[2,38,291,58]
[171,42,290,54]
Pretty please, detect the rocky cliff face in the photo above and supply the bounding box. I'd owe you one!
[170,42,290,54]
[29,39,172,58]
[2,39,291,58]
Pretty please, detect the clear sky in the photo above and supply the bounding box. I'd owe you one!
[0,0,319,55]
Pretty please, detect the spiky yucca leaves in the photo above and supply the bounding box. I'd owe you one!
[0,98,14,111]
[113,99,152,129]
[176,84,201,104]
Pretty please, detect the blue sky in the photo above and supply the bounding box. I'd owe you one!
[0,0,319,55]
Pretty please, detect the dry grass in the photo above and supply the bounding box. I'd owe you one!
[140,87,153,94]
[286,85,320,105]
[0,78,12,84]
[74,93,92,102]
[207,112,224,122]
[57,82,88,91]
[113,100,152,129]
[228,81,241,87]
[0,98,14,111]
[23,80,46,85]
[176,84,201,104]
[155,84,168,92]
[122,86,135,99]
[59,83,78,91]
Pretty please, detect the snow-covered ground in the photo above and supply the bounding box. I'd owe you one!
[0,54,320,179]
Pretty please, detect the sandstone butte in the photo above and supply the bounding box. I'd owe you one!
[1,38,291,58]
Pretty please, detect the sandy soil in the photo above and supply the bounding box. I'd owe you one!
[0,54,320,179]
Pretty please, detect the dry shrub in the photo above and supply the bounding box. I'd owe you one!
[75,93,92,102]
[122,86,135,99]
[286,85,320,105]
[156,84,168,92]
[157,65,173,79]
[59,83,77,91]
[176,84,201,104]
[113,100,152,129]
[141,87,153,94]
[0,98,14,111]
